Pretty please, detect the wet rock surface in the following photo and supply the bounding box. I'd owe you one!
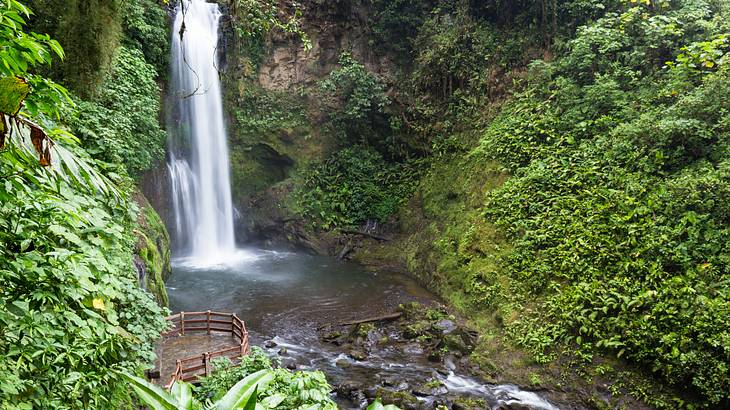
[311,302,557,409]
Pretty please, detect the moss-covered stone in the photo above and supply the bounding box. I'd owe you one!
[368,387,420,410]
[27,0,125,97]
[134,192,171,307]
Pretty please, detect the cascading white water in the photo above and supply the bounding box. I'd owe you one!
[168,0,236,263]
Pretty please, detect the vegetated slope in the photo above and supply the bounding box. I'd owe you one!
[1,1,172,408]
[287,0,729,407]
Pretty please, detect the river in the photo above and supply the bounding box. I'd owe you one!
[166,248,559,409]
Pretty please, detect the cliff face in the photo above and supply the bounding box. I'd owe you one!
[255,1,392,91]
[134,192,172,307]
[221,0,395,245]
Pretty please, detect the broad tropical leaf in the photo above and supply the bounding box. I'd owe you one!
[117,371,179,410]
[213,369,273,409]
[171,381,194,410]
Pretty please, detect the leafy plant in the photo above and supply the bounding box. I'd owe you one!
[196,348,338,409]
[295,146,423,229]
[72,46,166,179]
[319,53,394,153]
[367,399,401,410]
[0,2,167,408]
[120,369,271,410]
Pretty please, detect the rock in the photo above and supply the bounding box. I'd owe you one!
[348,349,367,361]
[322,331,342,342]
[403,320,431,339]
[427,350,443,362]
[336,380,362,398]
[278,347,288,356]
[434,319,457,334]
[436,367,451,377]
[335,359,351,368]
[381,376,409,391]
[263,340,277,348]
[496,404,533,410]
[368,388,420,410]
[280,357,297,370]
[443,334,471,355]
[450,395,489,410]
[402,343,424,355]
[412,381,448,397]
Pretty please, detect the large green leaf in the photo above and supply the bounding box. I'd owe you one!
[366,400,401,410]
[170,381,194,409]
[0,75,29,115]
[117,371,179,410]
[213,369,273,410]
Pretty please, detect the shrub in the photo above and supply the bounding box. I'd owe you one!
[196,348,337,409]
[72,46,166,178]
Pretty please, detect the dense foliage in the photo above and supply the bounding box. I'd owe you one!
[197,348,338,409]
[380,0,730,407]
[72,46,166,178]
[122,368,270,410]
[294,0,730,406]
[475,1,730,404]
[318,53,395,154]
[295,147,422,229]
[0,1,167,408]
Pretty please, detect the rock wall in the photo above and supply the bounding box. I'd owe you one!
[222,0,395,245]
[256,1,393,91]
[133,192,171,307]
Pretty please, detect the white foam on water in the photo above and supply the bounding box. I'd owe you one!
[442,372,560,410]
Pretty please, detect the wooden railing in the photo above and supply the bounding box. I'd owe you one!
[163,311,250,389]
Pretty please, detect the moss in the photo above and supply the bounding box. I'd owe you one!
[451,396,488,410]
[27,0,125,97]
[137,231,169,307]
[372,387,420,409]
[134,193,171,306]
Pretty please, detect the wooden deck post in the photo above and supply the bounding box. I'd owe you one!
[203,352,210,377]
[206,310,211,335]
[180,312,185,336]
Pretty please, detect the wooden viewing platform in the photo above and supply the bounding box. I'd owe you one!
[155,311,250,389]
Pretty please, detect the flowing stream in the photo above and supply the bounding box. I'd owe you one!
[164,3,559,409]
[167,250,558,409]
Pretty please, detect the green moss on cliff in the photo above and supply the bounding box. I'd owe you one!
[224,78,322,204]
[134,194,171,307]
[27,0,125,96]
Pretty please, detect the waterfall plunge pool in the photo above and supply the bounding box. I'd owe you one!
[166,248,559,409]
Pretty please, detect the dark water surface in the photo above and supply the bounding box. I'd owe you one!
[166,248,558,409]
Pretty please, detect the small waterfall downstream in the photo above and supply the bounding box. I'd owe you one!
[167,0,235,263]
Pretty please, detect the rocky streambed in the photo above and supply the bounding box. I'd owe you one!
[166,249,559,409]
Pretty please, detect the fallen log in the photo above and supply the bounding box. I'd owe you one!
[340,229,392,241]
[341,312,403,326]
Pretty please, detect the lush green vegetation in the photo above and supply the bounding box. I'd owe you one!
[197,348,337,409]
[295,146,422,229]
[477,1,730,404]
[122,368,271,410]
[290,0,730,407]
[318,53,394,152]
[72,46,166,178]
[0,1,169,408]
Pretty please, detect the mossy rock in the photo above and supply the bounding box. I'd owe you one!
[134,192,171,306]
[403,320,432,339]
[369,387,420,410]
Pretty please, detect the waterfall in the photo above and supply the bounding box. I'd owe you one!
[167,0,236,263]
